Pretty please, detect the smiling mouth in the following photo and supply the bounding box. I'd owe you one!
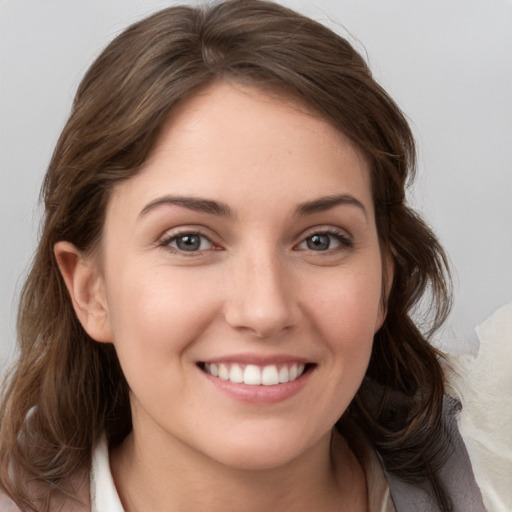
[198,362,313,386]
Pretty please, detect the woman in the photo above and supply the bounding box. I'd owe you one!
[0,1,485,510]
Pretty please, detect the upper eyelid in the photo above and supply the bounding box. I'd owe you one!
[296,225,352,241]
[163,230,212,241]
[299,232,350,244]
[158,225,217,241]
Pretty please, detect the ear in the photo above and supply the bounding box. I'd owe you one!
[54,241,112,343]
[375,247,395,332]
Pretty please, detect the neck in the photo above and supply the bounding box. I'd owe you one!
[110,425,367,512]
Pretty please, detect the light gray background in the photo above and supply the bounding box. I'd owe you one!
[1,0,511,371]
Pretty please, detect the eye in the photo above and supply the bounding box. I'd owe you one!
[163,232,214,252]
[296,230,352,252]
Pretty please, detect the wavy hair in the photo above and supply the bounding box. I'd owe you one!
[0,1,452,510]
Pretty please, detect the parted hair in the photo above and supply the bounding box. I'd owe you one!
[0,1,452,510]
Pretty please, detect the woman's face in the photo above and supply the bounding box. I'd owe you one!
[91,82,388,470]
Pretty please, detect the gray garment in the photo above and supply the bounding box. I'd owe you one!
[384,396,486,511]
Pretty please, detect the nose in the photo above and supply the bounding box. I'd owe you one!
[223,250,298,339]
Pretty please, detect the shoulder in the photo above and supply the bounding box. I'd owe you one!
[381,396,486,512]
[0,491,22,512]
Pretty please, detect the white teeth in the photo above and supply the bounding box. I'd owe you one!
[204,362,307,386]
[218,363,229,381]
[243,365,262,385]
[261,365,279,386]
[289,363,298,381]
[278,365,289,383]
[209,363,219,377]
[229,363,244,383]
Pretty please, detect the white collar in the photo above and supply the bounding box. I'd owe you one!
[90,435,124,512]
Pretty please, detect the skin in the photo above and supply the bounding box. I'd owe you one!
[56,81,390,512]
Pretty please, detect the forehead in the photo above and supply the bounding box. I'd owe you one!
[107,81,373,221]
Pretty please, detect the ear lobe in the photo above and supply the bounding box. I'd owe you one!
[54,241,112,343]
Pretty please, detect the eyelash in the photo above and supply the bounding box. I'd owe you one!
[295,229,353,253]
[159,230,217,255]
[158,228,353,255]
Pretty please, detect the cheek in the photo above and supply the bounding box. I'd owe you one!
[301,261,383,381]
[102,265,225,414]
[104,263,223,358]
[292,265,382,431]
[308,266,383,334]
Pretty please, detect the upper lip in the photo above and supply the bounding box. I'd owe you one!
[199,353,312,366]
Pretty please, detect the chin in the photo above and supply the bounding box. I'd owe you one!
[202,426,325,472]
[215,448,301,472]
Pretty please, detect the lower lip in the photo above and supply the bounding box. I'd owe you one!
[200,367,312,404]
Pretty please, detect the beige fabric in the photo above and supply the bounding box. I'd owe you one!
[448,303,512,512]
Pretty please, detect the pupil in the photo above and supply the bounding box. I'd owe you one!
[307,234,330,251]
[177,235,200,251]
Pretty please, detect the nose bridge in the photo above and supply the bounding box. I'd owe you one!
[224,243,296,338]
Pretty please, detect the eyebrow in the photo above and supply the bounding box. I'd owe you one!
[139,196,233,218]
[138,193,367,220]
[294,194,368,220]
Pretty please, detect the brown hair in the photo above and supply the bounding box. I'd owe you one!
[0,1,452,510]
